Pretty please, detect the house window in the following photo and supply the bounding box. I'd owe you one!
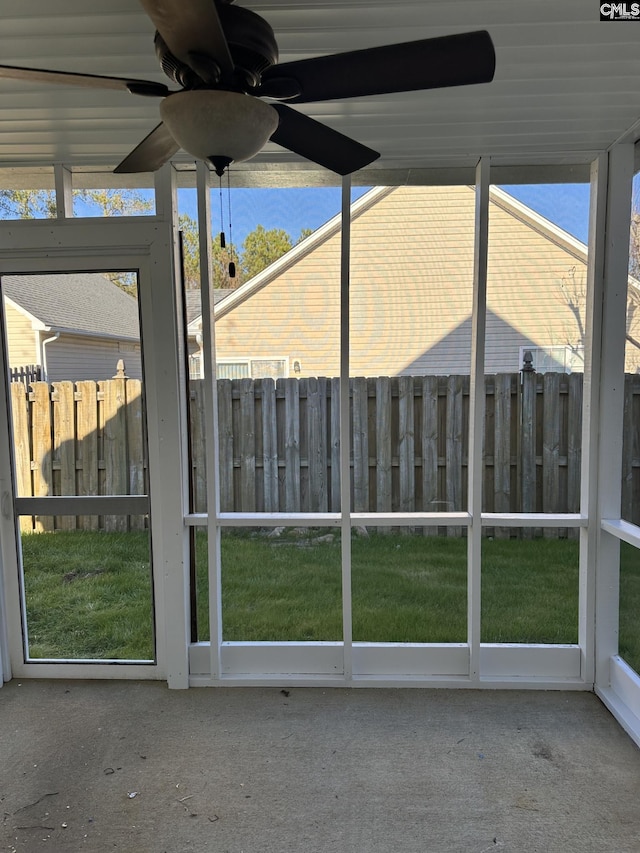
[216,358,288,380]
[188,353,203,380]
[520,345,584,373]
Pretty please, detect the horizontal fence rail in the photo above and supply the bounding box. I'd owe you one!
[10,373,639,534]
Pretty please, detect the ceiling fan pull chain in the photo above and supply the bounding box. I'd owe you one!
[227,169,236,279]
[218,173,226,248]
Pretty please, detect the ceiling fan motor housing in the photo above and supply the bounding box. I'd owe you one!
[155,3,279,90]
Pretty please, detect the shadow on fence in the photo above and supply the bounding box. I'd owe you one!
[10,377,148,533]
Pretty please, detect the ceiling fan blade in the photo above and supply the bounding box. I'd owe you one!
[259,30,495,103]
[0,63,170,97]
[138,0,234,81]
[114,122,180,174]
[271,104,379,175]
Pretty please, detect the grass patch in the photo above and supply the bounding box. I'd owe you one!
[213,528,343,641]
[21,530,154,660]
[18,528,640,673]
[351,534,468,642]
[481,537,579,644]
[620,542,640,672]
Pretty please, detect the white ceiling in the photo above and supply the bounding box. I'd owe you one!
[1,0,640,178]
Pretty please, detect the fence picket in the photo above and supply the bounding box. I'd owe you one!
[31,382,53,532]
[494,373,512,538]
[398,376,415,517]
[76,381,99,530]
[53,381,76,531]
[376,376,392,529]
[446,374,464,536]
[10,382,32,532]
[567,372,583,537]
[306,377,327,512]
[261,378,279,512]
[284,378,301,512]
[352,377,369,512]
[126,379,146,530]
[330,377,341,512]
[422,375,439,534]
[102,377,128,531]
[543,372,561,538]
[216,379,233,513]
[238,378,256,512]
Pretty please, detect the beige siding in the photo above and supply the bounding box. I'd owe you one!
[3,299,37,367]
[215,239,342,377]
[46,334,142,381]
[216,185,600,376]
[350,186,476,376]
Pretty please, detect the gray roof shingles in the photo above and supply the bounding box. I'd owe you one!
[2,272,140,340]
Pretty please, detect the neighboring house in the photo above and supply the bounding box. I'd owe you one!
[2,273,142,382]
[185,288,234,378]
[190,186,640,378]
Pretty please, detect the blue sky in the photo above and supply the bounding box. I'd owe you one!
[58,180,593,248]
[177,182,591,249]
[501,184,590,245]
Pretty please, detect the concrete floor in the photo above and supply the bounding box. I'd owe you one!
[0,682,639,853]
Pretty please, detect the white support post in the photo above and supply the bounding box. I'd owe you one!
[196,161,223,681]
[340,175,353,679]
[468,157,490,681]
[595,143,634,691]
[142,167,192,688]
[578,154,608,685]
[53,164,73,219]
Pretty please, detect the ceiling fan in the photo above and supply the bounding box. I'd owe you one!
[0,0,496,176]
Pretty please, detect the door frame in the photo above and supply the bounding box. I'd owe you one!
[0,212,190,686]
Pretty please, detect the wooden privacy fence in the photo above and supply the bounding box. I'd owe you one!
[192,373,588,532]
[10,378,147,532]
[10,373,640,534]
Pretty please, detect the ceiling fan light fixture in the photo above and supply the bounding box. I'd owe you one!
[159,89,279,168]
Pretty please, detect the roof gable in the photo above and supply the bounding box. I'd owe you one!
[212,185,589,324]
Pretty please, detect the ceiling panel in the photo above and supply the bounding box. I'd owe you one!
[0,0,639,176]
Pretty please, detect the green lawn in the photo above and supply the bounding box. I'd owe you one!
[17,528,640,673]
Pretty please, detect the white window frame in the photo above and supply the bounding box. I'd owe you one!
[184,161,596,692]
[519,344,585,374]
[215,356,289,380]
